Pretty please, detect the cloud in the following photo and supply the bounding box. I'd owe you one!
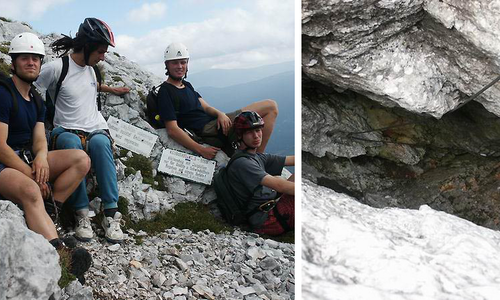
[114,0,294,77]
[0,0,72,21]
[127,2,167,23]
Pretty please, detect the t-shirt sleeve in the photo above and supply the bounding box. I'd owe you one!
[231,158,269,194]
[262,154,286,176]
[157,85,177,122]
[0,87,12,124]
[185,81,202,99]
[37,100,46,123]
[33,60,57,96]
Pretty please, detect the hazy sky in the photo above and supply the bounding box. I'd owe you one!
[0,0,295,77]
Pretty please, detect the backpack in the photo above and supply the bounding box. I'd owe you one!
[145,80,195,129]
[213,151,254,225]
[45,55,102,129]
[0,74,44,121]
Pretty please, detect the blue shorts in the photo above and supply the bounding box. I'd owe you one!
[0,150,26,174]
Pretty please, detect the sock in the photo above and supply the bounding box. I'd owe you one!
[104,208,118,218]
[49,238,63,250]
[75,208,90,217]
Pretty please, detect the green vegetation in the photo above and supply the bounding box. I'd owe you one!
[0,45,9,55]
[133,78,143,85]
[123,153,153,180]
[112,76,123,83]
[0,59,10,77]
[138,90,146,104]
[128,202,234,234]
[0,17,12,22]
[120,152,167,190]
[57,249,76,288]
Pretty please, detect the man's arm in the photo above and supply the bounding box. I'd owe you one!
[99,84,130,96]
[199,97,232,135]
[165,120,220,159]
[284,155,294,166]
[261,174,295,195]
[0,123,33,178]
[31,122,49,184]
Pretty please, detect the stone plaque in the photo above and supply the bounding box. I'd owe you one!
[107,116,158,157]
[158,148,216,185]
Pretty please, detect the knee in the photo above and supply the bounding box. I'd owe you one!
[88,134,111,150]
[264,99,278,118]
[57,133,83,150]
[19,181,42,206]
[75,150,91,175]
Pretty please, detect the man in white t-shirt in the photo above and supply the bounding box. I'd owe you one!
[35,18,129,243]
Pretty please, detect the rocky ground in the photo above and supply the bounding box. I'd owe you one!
[59,227,294,300]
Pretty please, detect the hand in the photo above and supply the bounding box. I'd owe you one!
[38,182,51,200]
[198,146,220,160]
[32,155,49,184]
[217,113,232,136]
[113,87,130,96]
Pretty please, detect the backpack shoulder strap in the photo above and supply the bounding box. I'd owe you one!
[0,79,18,119]
[29,86,44,117]
[93,65,103,110]
[160,82,182,114]
[53,56,69,106]
[226,151,252,170]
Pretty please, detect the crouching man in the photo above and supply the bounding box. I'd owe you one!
[226,111,294,235]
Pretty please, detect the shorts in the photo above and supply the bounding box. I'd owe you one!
[197,109,242,156]
[0,150,25,174]
[254,193,295,236]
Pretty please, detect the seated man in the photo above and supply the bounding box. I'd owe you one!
[0,32,91,281]
[35,18,129,243]
[157,42,278,159]
[226,111,294,235]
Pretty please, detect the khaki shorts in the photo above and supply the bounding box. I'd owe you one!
[197,109,242,155]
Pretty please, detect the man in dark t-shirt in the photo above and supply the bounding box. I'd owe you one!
[226,111,294,235]
[157,42,279,159]
[0,33,91,280]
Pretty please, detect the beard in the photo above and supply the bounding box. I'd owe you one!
[16,72,38,84]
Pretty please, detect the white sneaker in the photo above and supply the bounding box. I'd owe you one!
[75,209,94,242]
[102,212,124,244]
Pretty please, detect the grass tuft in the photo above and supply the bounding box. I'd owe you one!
[129,202,234,234]
[57,249,76,288]
[0,58,11,77]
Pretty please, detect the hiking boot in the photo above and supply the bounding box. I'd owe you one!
[75,209,93,242]
[55,244,92,285]
[101,212,124,244]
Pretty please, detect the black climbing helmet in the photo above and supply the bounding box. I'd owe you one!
[77,18,115,47]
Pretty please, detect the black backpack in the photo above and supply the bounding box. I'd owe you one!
[45,55,102,129]
[0,74,44,121]
[213,151,254,225]
[145,80,195,129]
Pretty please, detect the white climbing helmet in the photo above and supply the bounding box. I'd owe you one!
[164,42,189,62]
[9,32,45,57]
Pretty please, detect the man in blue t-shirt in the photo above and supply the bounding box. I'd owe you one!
[0,33,91,281]
[157,43,279,159]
